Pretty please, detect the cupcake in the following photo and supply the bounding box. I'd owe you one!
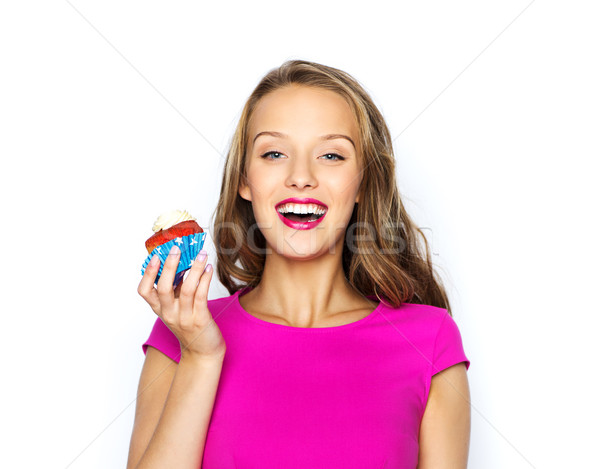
[141,209,207,286]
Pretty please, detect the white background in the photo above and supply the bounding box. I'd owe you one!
[1,1,598,468]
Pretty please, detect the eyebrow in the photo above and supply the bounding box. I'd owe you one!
[252,131,356,149]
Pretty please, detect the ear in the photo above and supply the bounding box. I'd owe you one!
[239,180,252,202]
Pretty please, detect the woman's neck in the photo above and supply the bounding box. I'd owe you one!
[240,253,375,328]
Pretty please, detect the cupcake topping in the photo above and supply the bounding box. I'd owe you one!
[152,209,196,232]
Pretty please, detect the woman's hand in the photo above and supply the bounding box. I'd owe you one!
[138,246,226,361]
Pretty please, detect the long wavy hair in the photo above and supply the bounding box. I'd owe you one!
[211,59,453,314]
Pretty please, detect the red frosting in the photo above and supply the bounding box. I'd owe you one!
[145,220,203,254]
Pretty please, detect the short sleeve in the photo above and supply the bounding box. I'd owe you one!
[142,317,182,363]
[431,312,470,376]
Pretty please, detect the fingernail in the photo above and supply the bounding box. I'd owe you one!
[196,250,207,262]
[206,264,213,272]
[169,245,180,255]
[149,255,159,267]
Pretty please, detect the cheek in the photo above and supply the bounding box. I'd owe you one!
[247,165,284,189]
[330,169,362,196]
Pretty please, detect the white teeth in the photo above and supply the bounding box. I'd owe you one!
[277,203,326,215]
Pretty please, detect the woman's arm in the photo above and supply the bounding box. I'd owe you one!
[127,346,224,469]
[417,362,471,469]
[129,246,226,468]
[127,346,177,468]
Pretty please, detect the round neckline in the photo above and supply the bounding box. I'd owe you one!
[234,286,384,331]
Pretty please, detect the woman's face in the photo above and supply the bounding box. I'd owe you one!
[239,84,363,259]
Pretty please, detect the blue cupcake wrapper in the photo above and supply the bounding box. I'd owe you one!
[141,232,207,285]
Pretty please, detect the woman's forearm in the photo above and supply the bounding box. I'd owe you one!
[134,353,224,469]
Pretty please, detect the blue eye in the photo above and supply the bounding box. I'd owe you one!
[260,151,285,159]
[321,153,345,161]
[259,151,345,161]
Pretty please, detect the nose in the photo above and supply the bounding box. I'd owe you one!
[285,154,317,189]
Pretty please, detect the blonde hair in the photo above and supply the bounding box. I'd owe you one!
[211,59,453,314]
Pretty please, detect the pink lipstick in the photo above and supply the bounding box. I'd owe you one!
[275,198,328,230]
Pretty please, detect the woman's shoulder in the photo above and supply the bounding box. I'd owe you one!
[376,300,453,332]
[205,288,245,322]
[373,302,467,363]
[382,300,449,318]
[207,289,241,308]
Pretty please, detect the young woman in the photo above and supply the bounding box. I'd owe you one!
[128,60,471,469]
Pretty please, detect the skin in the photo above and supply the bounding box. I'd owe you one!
[418,363,471,468]
[238,84,377,327]
[239,84,471,466]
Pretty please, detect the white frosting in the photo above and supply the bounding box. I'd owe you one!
[152,209,196,232]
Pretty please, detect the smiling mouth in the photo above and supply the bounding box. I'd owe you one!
[280,212,325,223]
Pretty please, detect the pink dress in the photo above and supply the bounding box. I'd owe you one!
[142,286,470,468]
